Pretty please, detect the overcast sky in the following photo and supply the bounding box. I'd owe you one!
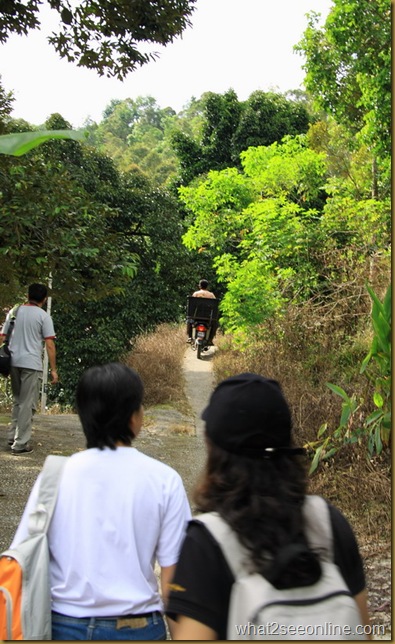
[0,0,332,128]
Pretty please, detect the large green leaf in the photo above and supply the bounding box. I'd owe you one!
[0,130,86,156]
[326,382,350,402]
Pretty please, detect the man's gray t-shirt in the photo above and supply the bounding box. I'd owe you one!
[2,304,56,371]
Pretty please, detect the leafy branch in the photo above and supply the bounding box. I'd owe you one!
[308,283,391,474]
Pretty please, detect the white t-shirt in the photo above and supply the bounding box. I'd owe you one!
[11,447,192,617]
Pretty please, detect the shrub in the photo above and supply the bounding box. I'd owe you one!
[123,323,188,410]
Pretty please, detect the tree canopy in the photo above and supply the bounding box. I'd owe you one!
[0,0,196,79]
[170,90,310,185]
[180,133,390,335]
[295,0,391,157]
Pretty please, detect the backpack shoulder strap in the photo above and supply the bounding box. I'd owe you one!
[302,494,334,562]
[196,495,334,579]
[195,512,249,579]
[27,455,68,537]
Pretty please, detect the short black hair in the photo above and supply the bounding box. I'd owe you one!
[76,363,144,450]
[28,283,48,303]
[199,279,209,289]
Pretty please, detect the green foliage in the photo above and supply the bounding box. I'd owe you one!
[170,90,311,185]
[0,123,141,308]
[296,0,391,157]
[87,90,310,188]
[232,91,310,158]
[319,195,390,253]
[180,135,326,335]
[308,284,391,473]
[200,89,242,169]
[87,96,180,186]
[46,176,196,406]
[0,0,196,80]
[181,167,254,253]
[0,129,86,156]
[241,134,327,208]
[307,119,390,200]
[0,80,14,133]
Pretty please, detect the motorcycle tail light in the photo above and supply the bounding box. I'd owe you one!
[196,325,206,332]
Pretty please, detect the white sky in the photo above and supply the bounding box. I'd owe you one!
[0,0,332,128]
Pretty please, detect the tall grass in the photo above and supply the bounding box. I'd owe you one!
[211,297,376,448]
[123,323,189,410]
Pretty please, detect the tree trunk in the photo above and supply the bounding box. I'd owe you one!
[372,156,378,199]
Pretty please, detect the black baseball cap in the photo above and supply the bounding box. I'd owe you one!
[202,373,304,458]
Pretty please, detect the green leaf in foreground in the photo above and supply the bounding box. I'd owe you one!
[0,130,87,156]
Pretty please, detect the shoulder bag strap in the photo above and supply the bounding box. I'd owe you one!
[27,455,68,536]
[4,305,21,346]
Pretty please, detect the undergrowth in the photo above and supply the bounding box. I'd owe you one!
[210,298,391,544]
[0,376,12,413]
[123,322,189,412]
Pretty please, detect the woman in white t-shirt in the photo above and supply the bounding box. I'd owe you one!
[11,363,191,640]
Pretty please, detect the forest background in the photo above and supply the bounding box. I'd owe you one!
[0,0,391,519]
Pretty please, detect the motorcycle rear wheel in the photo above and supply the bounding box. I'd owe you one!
[197,343,202,359]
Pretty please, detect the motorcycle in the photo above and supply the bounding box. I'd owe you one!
[191,319,211,359]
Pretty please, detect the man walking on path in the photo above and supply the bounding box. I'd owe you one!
[1,283,58,454]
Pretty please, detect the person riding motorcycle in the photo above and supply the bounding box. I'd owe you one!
[186,280,218,344]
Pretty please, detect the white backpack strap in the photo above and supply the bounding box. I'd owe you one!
[195,512,250,579]
[28,455,68,536]
[197,496,334,578]
[302,495,334,562]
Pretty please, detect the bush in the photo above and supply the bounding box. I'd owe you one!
[123,323,188,410]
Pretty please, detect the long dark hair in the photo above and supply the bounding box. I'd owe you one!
[194,439,321,588]
[76,363,144,450]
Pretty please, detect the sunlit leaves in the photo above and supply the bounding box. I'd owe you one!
[296,0,391,156]
[241,135,327,207]
[180,136,327,334]
[180,167,254,252]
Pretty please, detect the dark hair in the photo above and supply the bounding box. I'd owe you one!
[194,440,321,588]
[28,283,48,303]
[76,363,144,450]
[199,279,209,290]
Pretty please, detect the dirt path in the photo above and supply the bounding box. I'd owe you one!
[182,343,216,436]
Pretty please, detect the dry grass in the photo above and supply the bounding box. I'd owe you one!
[0,378,12,413]
[308,455,391,543]
[211,305,373,448]
[123,322,189,412]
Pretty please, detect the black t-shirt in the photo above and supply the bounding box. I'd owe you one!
[166,502,365,640]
